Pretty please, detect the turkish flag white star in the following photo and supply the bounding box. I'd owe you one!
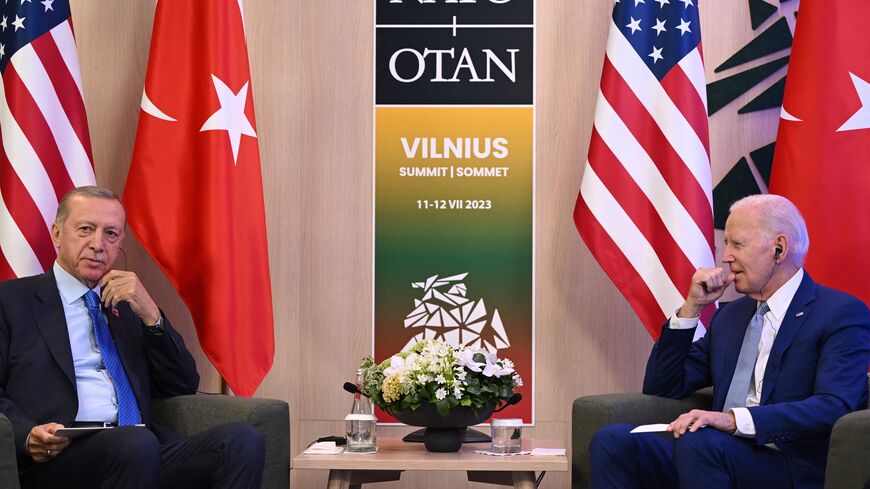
[200,74,257,165]
[837,72,870,132]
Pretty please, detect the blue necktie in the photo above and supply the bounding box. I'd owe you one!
[722,301,769,412]
[83,290,142,425]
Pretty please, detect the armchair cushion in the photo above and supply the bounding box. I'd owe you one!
[146,394,290,489]
[0,413,20,489]
[825,409,870,489]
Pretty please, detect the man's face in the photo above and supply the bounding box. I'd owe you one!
[722,206,777,297]
[51,196,126,288]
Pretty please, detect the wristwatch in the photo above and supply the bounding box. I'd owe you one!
[148,316,164,329]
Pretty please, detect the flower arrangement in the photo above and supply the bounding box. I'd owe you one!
[358,339,523,417]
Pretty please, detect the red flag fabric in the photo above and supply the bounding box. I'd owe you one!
[770,0,870,307]
[0,1,95,280]
[124,0,274,396]
[574,0,716,338]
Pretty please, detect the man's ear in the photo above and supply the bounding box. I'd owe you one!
[50,222,61,248]
[774,235,788,263]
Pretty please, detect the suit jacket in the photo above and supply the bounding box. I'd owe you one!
[0,270,199,469]
[643,273,870,488]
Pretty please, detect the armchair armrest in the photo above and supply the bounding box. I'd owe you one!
[824,409,870,489]
[572,390,712,489]
[0,413,20,489]
[151,394,289,489]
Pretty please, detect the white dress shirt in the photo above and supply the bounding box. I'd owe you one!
[669,268,805,437]
[54,262,119,422]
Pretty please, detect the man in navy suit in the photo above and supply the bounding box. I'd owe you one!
[0,186,265,488]
[590,194,870,489]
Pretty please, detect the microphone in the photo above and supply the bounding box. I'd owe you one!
[343,382,368,397]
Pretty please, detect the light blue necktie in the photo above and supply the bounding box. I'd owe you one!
[722,301,769,412]
[83,290,142,425]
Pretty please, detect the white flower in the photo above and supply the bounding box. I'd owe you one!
[435,388,447,400]
[501,358,514,369]
[482,356,514,378]
[513,373,524,387]
[383,355,408,377]
[435,374,446,384]
[455,369,467,381]
[457,348,484,372]
[417,374,431,384]
[454,387,464,399]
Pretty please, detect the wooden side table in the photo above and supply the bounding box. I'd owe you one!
[293,437,568,489]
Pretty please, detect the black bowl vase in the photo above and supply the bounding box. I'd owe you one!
[389,403,496,452]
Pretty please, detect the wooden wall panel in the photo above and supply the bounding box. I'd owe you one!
[67,1,755,487]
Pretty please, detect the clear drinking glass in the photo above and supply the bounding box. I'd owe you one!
[490,418,522,453]
[346,369,377,453]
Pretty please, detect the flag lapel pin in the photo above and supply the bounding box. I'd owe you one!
[795,312,804,317]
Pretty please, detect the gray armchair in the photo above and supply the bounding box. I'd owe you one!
[572,384,870,489]
[0,394,290,489]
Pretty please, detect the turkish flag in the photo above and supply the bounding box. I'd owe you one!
[771,0,870,307]
[124,0,274,396]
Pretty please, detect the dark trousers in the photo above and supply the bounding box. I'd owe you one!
[21,422,265,489]
[589,423,794,489]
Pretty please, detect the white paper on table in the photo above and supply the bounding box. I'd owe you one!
[474,450,532,456]
[304,441,344,455]
[630,424,670,433]
[530,448,566,456]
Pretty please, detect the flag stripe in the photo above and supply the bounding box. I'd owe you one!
[600,57,714,248]
[11,44,94,188]
[2,64,75,201]
[580,164,686,318]
[0,180,44,277]
[661,61,710,155]
[593,89,713,268]
[0,70,57,232]
[37,24,94,162]
[605,20,713,206]
[0,150,55,271]
[574,186,668,338]
[49,20,86,97]
[588,128,699,297]
[0,247,15,279]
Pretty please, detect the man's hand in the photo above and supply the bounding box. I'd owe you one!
[667,409,736,438]
[28,423,71,462]
[98,270,160,325]
[678,267,735,318]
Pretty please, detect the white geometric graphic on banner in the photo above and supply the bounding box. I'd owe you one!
[401,273,510,353]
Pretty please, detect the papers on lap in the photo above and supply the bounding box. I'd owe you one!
[630,424,670,434]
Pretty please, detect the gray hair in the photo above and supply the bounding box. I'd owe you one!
[55,186,123,224]
[730,194,809,266]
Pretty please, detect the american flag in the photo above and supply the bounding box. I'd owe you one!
[0,0,94,280]
[574,0,715,338]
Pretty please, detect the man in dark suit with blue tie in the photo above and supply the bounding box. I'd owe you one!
[590,194,870,489]
[0,186,266,488]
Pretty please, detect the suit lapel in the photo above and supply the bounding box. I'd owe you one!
[715,298,757,409]
[760,273,816,405]
[33,270,76,386]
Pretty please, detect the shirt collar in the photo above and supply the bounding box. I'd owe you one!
[763,268,804,326]
[53,262,101,305]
